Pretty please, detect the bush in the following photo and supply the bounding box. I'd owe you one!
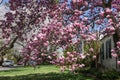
[75,67,120,80]
[97,70,120,80]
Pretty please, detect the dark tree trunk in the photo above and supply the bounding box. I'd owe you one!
[0,57,3,66]
[91,60,96,68]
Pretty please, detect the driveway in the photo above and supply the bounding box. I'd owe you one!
[0,65,23,71]
[0,67,15,71]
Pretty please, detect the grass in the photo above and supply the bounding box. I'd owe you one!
[0,65,60,76]
[0,65,95,80]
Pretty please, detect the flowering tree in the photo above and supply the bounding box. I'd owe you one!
[0,0,120,71]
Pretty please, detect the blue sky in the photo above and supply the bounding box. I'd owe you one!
[1,0,8,4]
[3,0,8,3]
[3,0,8,2]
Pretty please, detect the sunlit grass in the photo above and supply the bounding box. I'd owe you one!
[0,65,60,76]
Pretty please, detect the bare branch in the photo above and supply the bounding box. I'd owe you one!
[16,41,25,47]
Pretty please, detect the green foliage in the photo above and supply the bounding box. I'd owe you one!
[63,44,77,57]
[55,0,59,4]
[83,40,101,67]
[84,40,101,55]
[0,40,14,60]
[96,70,120,80]
[75,67,120,80]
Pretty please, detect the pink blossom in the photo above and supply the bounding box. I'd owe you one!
[69,54,74,58]
[31,57,36,60]
[117,61,120,65]
[96,20,101,25]
[33,37,38,41]
[43,41,49,47]
[105,8,112,13]
[93,55,96,60]
[52,52,57,56]
[50,61,55,64]
[57,22,62,27]
[100,11,104,17]
[67,52,70,55]
[74,10,82,16]
[86,53,90,56]
[79,64,85,68]
[60,67,65,72]
[89,48,94,52]
[71,65,75,71]
[41,53,47,56]
[81,34,87,39]
[28,46,33,50]
[117,41,120,48]
[37,58,42,61]
[81,64,85,67]
[42,28,47,32]
[74,22,81,28]
[48,56,52,59]
[84,1,88,6]
[111,49,115,54]
[72,0,83,3]
[6,0,120,72]
[83,17,88,22]
[108,19,113,23]
[68,28,73,32]
[80,54,86,59]
[106,15,111,18]
[111,53,118,58]
[37,33,46,39]
[72,0,76,3]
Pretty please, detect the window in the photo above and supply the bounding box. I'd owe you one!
[106,40,109,59]
[109,39,112,58]
[100,43,104,60]
[106,39,112,59]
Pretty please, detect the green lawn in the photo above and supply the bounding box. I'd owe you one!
[0,65,95,80]
[0,65,60,76]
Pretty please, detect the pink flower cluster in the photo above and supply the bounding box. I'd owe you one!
[72,0,83,3]
[117,41,120,49]
[117,61,120,65]
[2,0,120,72]
[111,49,118,58]
[50,51,85,72]
[104,27,115,35]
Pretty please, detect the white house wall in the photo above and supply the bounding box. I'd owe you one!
[100,36,117,70]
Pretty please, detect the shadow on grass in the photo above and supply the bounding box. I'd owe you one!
[0,72,95,80]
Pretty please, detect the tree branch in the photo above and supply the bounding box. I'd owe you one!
[16,41,25,47]
[0,36,18,54]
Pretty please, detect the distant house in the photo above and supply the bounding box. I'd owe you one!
[100,35,120,71]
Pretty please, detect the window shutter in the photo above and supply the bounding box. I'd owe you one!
[109,39,111,58]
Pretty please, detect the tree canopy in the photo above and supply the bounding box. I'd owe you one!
[0,0,120,71]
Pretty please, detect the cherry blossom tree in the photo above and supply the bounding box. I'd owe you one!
[0,0,120,71]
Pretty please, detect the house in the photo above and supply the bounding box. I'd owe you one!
[100,35,120,71]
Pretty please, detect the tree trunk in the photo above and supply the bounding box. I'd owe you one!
[91,60,96,68]
[0,57,3,66]
[95,53,100,69]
